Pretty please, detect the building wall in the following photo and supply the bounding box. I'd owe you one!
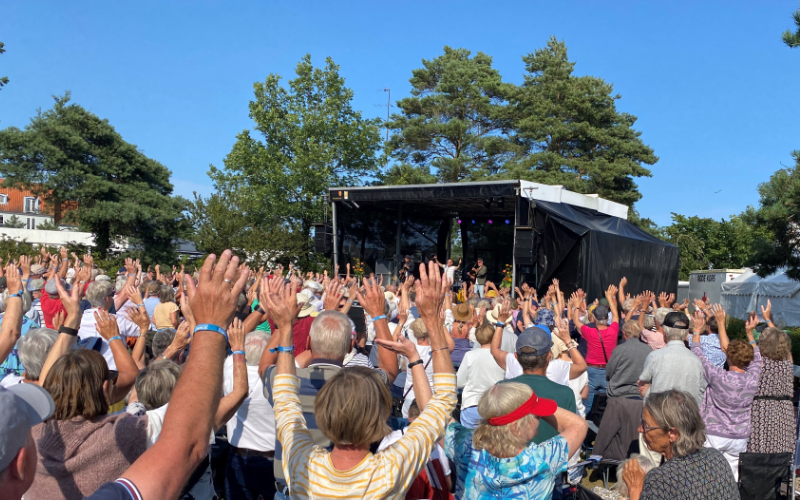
[0,227,97,247]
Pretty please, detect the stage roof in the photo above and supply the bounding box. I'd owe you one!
[329,180,629,219]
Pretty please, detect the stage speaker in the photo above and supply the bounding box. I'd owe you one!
[514,227,536,266]
[312,223,332,254]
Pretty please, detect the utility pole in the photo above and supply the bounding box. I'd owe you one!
[383,87,391,142]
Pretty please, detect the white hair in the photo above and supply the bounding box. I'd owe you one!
[309,311,352,361]
[115,275,128,294]
[1,289,32,314]
[244,330,270,366]
[17,328,58,380]
[86,281,113,308]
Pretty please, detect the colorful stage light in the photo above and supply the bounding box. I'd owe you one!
[457,219,462,224]
[488,219,493,224]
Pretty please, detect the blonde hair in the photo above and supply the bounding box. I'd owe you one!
[475,323,495,345]
[409,318,429,341]
[622,321,642,339]
[473,383,538,458]
[315,366,392,447]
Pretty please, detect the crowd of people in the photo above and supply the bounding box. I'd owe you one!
[0,247,797,500]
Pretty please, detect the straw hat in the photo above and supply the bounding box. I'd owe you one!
[452,303,472,322]
[551,333,568,359]
[486,306,512,325]
[384,291,397,303]
[297,295,313,318]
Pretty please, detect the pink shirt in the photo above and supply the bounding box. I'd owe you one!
[640,328,666,350]
[580,322,619,365]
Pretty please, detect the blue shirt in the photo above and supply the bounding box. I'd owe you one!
[0,315,40,376]
[700,333,726,369]
[445,421,568,500]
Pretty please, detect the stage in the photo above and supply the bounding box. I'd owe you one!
[321,180,679,300]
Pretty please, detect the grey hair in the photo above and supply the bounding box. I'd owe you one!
[467,297,479,307]
[1,289,32,314]
[477,299,492,310]
[383,299,391,316]
[244,330,270,366]
[615,454,654,496]
[152,328,176,358]
[645,390,706,457]
[643,315,655,330]
[158,285,175,304]
[622,298,635,312]
[86,281,114,308]
[115,275,128,294]
[309,310,352,361]
[135,359,182,410]
[17,328,58,380]
[662,325,688,343]
[237,293,247,308]
[654,307,672,325]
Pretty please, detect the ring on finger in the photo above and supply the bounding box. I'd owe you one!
[223,278,232,284]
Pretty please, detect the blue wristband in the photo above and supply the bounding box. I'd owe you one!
[269,346,295,354]
[194,324,228,341]
[232,350,245,356]
[7,291,22,299]
[372,315,387,322]
[108,336,123,343]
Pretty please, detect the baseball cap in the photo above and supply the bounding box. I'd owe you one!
[95,274,111,282]
[117,267,127,275]
[0,384,55,470]
[593,305,610,320]
[516,327,554,356]
[28,278,45,291]
[30,264,46,275]
[44,277,71,295]
[663,312,690,329]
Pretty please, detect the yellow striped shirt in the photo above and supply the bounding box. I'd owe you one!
[272,372,457,500]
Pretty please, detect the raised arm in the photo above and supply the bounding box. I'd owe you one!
[120,251,249,500]
[0,263,23,365]
[618,277,627,307]
[557,304,586,379]
[711,304,730,353]
[605,284,620,324]
[540,406,589,459]
[94,310,140,403]
[490,300,511,370]
[416,261,455,376]
[123,286,151,369]
[375,335,432,410]
[761,300,776,328]
[214,318,249,431]
[354,276,400,384]
[114,258,138,311]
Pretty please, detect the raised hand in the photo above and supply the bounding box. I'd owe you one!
[259,276,301,328]
[323,280,345,311]
[761,299,772,323]
[94,309,121,341]
[415,261,449,321]
[353,276,386,319]
[4,263,21,296]
[185,250,250,330]
[125,303,151,332]
[125,257,136,276]
[745,312,759,333]
[711,304,725,324]
[496,297,512,323]
[228,317,246,352]
[692,309,706,335]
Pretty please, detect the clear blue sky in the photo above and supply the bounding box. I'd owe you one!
[2,0,798,226]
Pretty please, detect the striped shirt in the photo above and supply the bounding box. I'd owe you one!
[272,372,457,500]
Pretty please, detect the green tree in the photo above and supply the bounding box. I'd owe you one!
[0,94,188,261]
[3,215,24,228]
[35,219,60,231]
[661,212,767,280]
[385,46,514,183]
[205,55,383,268]
[379,163,436,186]
[0,42,8,90]
[748,152,800,279]
[783,7,800,48]
[504,37,657,206]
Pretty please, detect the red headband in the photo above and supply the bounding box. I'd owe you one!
[487,392,557,426]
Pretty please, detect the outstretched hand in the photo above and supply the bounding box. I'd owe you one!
[94,309,121,341]
[259,276,301,328]
[185,250,250,330]
[353,276,385,319]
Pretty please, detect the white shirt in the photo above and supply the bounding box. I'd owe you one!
[222,357,276,451]
[444,265,459,284]
[78,307,140,370]
[504,352,570,386]
[457,348,505,408]
[378,427,451,476]
[568,369,588,418]
[0,374,24,387]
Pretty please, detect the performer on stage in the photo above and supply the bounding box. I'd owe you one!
[472,258,488,297]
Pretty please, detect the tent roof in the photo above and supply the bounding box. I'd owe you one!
[721,268,800,298]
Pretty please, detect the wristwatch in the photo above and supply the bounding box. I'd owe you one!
[495,321,505,328]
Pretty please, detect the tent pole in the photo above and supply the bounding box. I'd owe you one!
[331,200,339,275]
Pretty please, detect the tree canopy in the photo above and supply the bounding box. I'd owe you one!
[783,7,800,48]
[385,47,514,183]
[194,55,384,268]
[0,42,8,90]
[0,94,187,261]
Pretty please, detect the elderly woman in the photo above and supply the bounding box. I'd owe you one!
[747,324,796,455]
[153,285,180,330]
[0,328,58,386]
[690,310,760,480]
[445,382,588,499]
[266,263,458,500]
[622,390,739,500]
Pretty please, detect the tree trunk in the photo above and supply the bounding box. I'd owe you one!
[95,224,111,259]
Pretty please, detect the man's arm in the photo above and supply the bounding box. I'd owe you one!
[118,251,249,500]
[0,263,24,365]
[214,318,248,431]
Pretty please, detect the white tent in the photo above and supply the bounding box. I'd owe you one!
[720,268,800,327]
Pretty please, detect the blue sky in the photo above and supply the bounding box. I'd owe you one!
[1,0,798,226]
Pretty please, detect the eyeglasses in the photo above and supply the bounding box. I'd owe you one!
[640,418,665,434]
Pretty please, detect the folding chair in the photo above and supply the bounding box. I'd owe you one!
[738,452,794,500]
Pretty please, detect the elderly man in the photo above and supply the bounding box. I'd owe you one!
[606,321,652,398]
[223,330,275,500]
[636,311,706,467]
[77,280,140,370]
[0,328,58,388]
[473,258,488,297]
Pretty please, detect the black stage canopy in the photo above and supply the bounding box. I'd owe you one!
[327,181,679,301]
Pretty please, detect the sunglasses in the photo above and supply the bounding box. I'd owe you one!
[107,370,119,384]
